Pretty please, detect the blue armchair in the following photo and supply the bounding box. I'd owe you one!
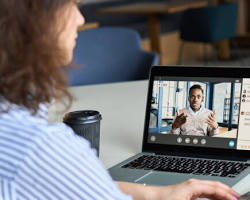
[178,2,238,64]
[68,27,159,86]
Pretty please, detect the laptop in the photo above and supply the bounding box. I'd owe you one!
[109,66,250,188]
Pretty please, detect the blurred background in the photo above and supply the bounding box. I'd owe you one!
[77,0,250,66]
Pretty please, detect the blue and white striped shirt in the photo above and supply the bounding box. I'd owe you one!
[0,103,132,200]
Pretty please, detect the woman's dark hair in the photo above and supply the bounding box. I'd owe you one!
[0,0,75,114]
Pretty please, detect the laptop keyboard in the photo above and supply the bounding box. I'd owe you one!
[122,155,250,178]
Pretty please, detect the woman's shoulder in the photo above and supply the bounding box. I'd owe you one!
[0,106,91,158]
[45,122,90,148]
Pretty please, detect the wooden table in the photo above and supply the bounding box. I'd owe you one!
[214,128,237,138]
[98,1,208,64]
[77,22,99,31]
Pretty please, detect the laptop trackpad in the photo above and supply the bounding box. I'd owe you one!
[135,172,193,186]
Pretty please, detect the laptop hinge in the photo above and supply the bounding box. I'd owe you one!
[148,151,249,162]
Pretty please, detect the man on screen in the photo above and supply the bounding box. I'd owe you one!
[171,84,219,136]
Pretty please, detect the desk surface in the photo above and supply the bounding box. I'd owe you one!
[48,80,241,167]
[48,80,250,194]
[99,0,208,14]
[48,80,148,168]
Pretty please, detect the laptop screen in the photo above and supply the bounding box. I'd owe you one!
[147,67,250,152]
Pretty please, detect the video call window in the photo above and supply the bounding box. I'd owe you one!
[149,80,241,139]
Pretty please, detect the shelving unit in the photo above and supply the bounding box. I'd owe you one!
[223,97,240,124]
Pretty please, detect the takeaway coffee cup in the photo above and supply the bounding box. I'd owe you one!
[63,110,102,156]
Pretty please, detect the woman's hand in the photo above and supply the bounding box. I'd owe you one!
[150,178,240,200]
[117,179,240,200]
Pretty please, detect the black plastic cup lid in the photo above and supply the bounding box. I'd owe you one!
[63,110,102,125]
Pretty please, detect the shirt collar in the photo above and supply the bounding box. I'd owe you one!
[188,106,203,115]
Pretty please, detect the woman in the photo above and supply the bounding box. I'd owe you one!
[0,0,241,199]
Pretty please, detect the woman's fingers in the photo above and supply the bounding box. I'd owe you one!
[198,180,240,198]
[185,179,240,200]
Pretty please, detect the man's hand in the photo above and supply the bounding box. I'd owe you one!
[172,111,188,130]
[206,110,218,130]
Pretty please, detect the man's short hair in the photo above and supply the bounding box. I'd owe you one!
[189,84,204,95]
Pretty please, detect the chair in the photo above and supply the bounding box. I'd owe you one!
[178,2,238,64]
[68,27,159,86]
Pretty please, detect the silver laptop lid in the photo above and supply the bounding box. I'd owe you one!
[142,66,250,160]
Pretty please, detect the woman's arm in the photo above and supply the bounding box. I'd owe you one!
[116,181,154,200]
